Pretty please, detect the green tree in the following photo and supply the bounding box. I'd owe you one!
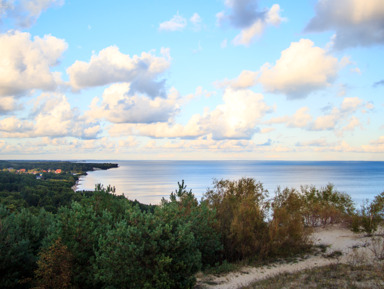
[94,204,201,289]
[48,201,113,288]
[162,181,222,267]
[34,238,72,289]
[0,206,54,288]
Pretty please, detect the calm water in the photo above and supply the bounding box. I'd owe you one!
[77,161,384,205]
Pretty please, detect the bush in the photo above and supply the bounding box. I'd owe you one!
[352,192,384,235]
[203,178,269,261]
[301,184,355,227]
[268,187,311,257]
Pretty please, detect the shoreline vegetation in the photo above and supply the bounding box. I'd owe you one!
[0,160,383,288]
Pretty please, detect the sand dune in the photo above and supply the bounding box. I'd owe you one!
[197,225,381,289]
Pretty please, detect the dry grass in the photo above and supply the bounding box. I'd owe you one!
[242,262,384,289]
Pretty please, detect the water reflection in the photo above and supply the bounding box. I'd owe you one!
[77,161,384,205]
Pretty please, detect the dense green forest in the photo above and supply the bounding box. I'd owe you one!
[0,160,118,172]
[0,161,118,213]
[1,161,383,288]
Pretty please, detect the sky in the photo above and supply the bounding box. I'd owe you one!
[0,0,383,161]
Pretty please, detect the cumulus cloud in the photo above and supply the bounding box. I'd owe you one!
[67,46,170,97]
[265,96,371,133]
[266,107,312,128]
[305,0,384,49]
[217,70,258,90]
[0,0,63,28]
[258,39,341,99]
[217,0,284,46]
[159,12,187,31]
[0,93,100,139]
[233,4,284,46]
[0,96,21,113]
[109,88,272,140]
[340,96,363,112]
[310,97,368,131]
[87,83,180,124]
[0,30,67,99]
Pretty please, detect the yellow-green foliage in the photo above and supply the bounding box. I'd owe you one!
[269,188,311,257]
[34,238,72,289]
[204,178,269,261]
[300,184,355,227]
[353,191,384,234]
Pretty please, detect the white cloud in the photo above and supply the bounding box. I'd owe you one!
[109,88,271,140]
[310,97,366,131]
[266,107,312,128]
[287,107,313,128]
[0,0,64,28]
[342,116,361,131]
[159,12,187,31]
[217,0,284,46]
[258,39,340,99]
[233,4,284,46]
[0,116,33,133]
[311,111,340,131]
[306,0,384,49]
[217,70,258,89]
[67,46,170,97]
[87,83,180,124]
[0,93,101,139]
[0,96,20,113]
[190,12,202,30]
[190,88,272,140]
[362,136,384,153]
[340,97,363,112]
[0,30,67,98]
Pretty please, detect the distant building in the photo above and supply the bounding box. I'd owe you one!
[55,169,62,174]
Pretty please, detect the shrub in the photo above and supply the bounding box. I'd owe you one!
[352,192,384,235]
[203,178,269,261]
[301,184,355,227]
[268,187,311,257]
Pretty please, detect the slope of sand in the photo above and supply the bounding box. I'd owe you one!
[197,225,379,289]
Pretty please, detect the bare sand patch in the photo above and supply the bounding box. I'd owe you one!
[196,225,381,289]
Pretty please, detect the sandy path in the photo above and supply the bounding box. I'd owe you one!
[197,225,376,289]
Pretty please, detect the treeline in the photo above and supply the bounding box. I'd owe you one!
[1,177,383,288]
[0,170,80,213]
[0,161,118,213]
[0,160,118,172]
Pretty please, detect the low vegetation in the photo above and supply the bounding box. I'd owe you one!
[0,161,383,288]
[244,263,384,289]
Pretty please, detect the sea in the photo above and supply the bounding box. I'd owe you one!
[76,160,384,205]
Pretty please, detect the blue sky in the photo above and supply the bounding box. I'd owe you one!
[0,0,383,160]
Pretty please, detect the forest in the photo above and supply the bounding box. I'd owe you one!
[1,161,384,288]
